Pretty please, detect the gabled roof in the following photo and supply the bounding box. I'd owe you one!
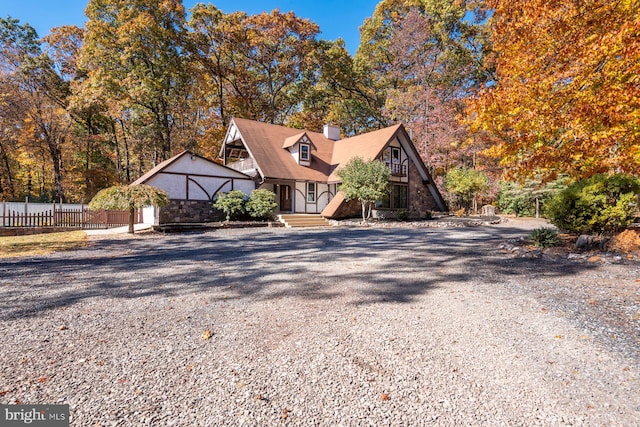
[328,124,404,182]
[230,118,334,182]
[132,150,250,185]
[131,151,187,186]
[282,132,315,150]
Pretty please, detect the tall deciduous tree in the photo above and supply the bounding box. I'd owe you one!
[191,8,321,125]
[0,17,72,202]
[469,0,640,181]
[80,0,192,163]
[308,39,386,134]
[357,1,493,176]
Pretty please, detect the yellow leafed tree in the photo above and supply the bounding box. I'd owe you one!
[469,0,640,181]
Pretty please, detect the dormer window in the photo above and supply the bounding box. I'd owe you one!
[300,144,310,161]
[283,132,315,166]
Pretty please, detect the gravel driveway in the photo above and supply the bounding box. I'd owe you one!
[1,220,639,426]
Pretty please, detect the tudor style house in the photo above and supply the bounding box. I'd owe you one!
[221,117,446,219]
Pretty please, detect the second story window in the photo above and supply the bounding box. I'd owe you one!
[300,144,310,161]
[391,147,401,164]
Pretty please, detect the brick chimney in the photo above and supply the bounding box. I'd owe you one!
[323,124,341,141]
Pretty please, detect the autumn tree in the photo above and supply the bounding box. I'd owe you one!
[383,9,467,176]
[44,25,120,200]
[304,39,387,135]
[0,17,73,202]
[80,0,192,164]
[445,167,489,213]
[355,1,493,176]
[469,0,640,181]
[190,8,323,127]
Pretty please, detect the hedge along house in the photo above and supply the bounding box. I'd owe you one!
[132,151,255,224]
[221,118,447,218]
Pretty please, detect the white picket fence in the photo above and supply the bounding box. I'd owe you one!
[2,201,83,216]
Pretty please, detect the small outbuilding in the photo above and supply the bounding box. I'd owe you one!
[132,151,255,224]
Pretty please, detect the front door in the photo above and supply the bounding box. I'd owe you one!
[280,185,292,212]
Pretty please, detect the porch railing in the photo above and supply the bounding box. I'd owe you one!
[386,162,407,177]
[227,158,255,172]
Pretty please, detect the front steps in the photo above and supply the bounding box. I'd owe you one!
[278,214,331,228]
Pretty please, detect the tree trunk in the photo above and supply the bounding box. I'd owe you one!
[112,121,122,182]
[361,200,367,222]
[119,119,131,183]
[48,140,65,203]
[0,143,15,198]
[128,206,135,234]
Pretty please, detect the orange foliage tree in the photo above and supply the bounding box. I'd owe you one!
[469,0,640,181]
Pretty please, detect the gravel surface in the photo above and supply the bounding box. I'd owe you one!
[1,218,639,426]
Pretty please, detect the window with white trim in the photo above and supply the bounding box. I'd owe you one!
[300,144,310,161]
[307,182,316,202]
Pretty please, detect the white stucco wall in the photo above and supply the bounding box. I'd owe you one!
[295,182,306,213]
[317,183,331,212]
[292,181,332,214]
[386,137,409,184]
[145,154,255,201]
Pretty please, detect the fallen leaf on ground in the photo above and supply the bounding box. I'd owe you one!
[202,330,213,340]
[381,393,390,401]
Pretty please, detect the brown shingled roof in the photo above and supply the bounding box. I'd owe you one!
[131,151,189,186]
[232,118,335,182]
[231,118,409,184]
[282,132,311,149]
[328,124,404,182]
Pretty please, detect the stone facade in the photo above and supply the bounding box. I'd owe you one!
[408,161,444,216]
[158,200,224,224]
[327,162,445,220]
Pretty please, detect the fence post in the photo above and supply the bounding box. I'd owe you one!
[2,200,5,227]
[53,203,56,227]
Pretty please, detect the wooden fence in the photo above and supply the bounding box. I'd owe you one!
[1,208,142,229]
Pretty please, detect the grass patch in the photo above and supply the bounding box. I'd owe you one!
[0,231,88,258]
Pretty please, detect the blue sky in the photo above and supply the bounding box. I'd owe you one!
[0,0,380,54]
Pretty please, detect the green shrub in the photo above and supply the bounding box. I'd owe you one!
[496,178,567,217]
[396,209,410,221]
[529,227,561,248]
[213,190,247,221]
[545,173,640,234]
[245,189,278,220]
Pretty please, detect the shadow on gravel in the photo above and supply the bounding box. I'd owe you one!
[0,226,599,319]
